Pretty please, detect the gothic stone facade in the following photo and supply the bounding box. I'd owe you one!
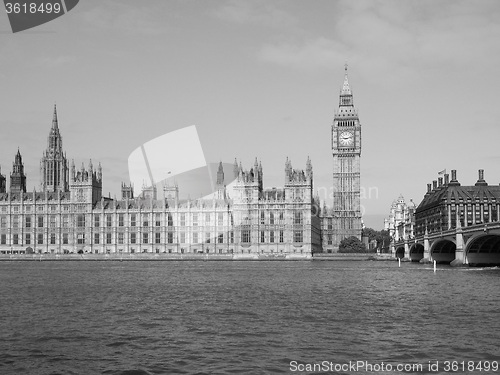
[0,107,323,256]
[0,69,362,255]
[0,158,321,256]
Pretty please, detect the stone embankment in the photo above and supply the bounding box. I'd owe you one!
[0,253,392,261]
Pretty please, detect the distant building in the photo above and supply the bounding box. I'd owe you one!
[415,170,500,235]
[385,194,416,241]
[390,170,500,264]
[384,194,416,257]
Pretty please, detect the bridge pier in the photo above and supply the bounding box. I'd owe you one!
[454,228,466,265]
[423,234,431,261]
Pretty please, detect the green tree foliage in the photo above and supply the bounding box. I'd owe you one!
[338,236,367,253]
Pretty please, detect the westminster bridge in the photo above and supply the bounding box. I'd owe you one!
[392,170,500,266]
[394,216,500,266]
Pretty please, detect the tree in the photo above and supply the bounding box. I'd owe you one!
[338,236,367,253]
[362,228,392,252]
[377,230,392,253]
[362,227,378,242]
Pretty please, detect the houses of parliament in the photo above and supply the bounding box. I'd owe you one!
[0,68,362,256]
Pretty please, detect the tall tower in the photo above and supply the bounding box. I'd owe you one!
[70,160,102,204]
[10,149,27,193]
[0,166,6,193]
[40,105,69,192]
[331,65,362,245]
[215,161,226,200]
[121,182,134,200]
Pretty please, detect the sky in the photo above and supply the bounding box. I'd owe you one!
[1,0,500,230]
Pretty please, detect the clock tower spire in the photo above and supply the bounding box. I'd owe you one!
[340,63,354,106]
[331,65,362,248]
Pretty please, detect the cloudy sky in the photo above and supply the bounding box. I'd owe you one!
[1,0,500,229]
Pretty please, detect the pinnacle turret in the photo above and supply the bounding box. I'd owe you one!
[216,161,224,186]
[341,64,352,96]
[10,148,26,193]
[52,104,58,129]
[233,158,239,178]
[306,156,313,178]
[98,162,102,181]
[15,148,22,164]
[339,64,354,107]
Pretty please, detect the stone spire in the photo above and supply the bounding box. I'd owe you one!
[216,161,224,185]
[285,157,292,181]
[233,158,239,178]
[342,64,351,91]
[339,63,354,107]
[306,156,313,179]
[0,165,6,193]
[98,162,102,181]
[42,104,69,192]
[10,148,26,193]
[52,104,58,130]
[215,161,226,200]
[48,104,62,151]
[14,148,22,166]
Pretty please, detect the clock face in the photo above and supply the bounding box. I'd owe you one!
[339,131,354,146]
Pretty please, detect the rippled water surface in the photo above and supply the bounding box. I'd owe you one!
[0,261,499,374]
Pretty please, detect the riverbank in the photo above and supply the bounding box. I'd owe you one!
[313,253,393,261]
[0,253,394,261]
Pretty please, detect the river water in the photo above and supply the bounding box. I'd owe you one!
[0,261,499,375]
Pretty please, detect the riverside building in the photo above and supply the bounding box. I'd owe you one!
[0,69,362,255]
[0,107,321,256]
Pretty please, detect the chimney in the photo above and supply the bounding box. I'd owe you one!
[444,173,449,185]
[432,180,437,190]
[449,169,460,186]
[475,169,488,186]
[438,177,443,187]
[427,183,432,193]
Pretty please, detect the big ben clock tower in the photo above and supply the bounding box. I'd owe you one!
[332,65,362,246]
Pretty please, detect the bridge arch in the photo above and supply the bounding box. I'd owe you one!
[466,234,500,266]
[395,246,405,259]
[409,243,424,262]
[431,240,456,264]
